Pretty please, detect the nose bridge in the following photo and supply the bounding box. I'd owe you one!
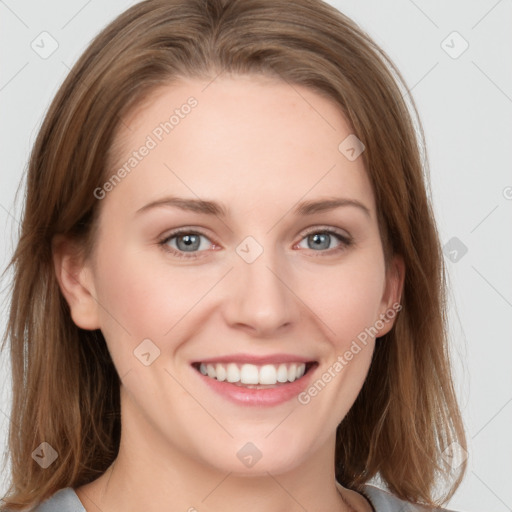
[224,234,299,335]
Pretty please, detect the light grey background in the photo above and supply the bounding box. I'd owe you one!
[1,1,511,511]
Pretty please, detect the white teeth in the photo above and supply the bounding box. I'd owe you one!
[206,364,216,378]
[240,364,259,384]
[288,363,297,382]
[197,362,308,385]
[215,363,227,382]
[226,363,240,383]
[259,364,277,385]
[276,364,288,383]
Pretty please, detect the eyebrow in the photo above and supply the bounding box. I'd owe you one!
[135,196,371,218]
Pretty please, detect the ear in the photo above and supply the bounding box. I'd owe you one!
[52,234,101,330]
[375,254,405,338]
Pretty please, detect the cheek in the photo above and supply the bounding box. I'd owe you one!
[93,240,201,330]
[90,241,186,370]
[91,238,226,371]
[301,257,386,346]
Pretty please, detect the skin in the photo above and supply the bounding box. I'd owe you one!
[54,74,404,512]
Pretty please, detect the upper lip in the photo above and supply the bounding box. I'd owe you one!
[191,353,316,365]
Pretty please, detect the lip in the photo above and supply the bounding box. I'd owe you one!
[191,355,318,407]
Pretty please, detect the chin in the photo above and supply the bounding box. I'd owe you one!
[189,431,315,477]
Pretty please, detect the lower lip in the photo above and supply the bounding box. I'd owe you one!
[193,365,317,406]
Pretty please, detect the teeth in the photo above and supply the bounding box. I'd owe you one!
[259,364,277,385]
[216,363,227,382]
[288,363,297,382]
[241,364,259,384]
[197,362,307,385]
[206,364,216,378]
[276,364,288,383]
[226,363,240,383]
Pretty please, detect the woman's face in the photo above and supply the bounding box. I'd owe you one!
[66,75,402,476]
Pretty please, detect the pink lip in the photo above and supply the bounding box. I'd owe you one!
[192,353,314,365]
[191,359,318,407]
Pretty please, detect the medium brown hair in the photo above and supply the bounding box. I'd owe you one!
[1,0,467,509]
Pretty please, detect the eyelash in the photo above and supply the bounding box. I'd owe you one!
[157,226,353,260]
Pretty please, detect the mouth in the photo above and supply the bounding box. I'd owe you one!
[191,361,318,389]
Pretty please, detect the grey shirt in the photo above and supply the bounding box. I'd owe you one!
[30,484,458,512]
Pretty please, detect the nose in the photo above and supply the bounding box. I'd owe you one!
[222,244,301,337]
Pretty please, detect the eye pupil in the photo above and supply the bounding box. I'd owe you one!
[177,234,200,251]
[309,233,330,250]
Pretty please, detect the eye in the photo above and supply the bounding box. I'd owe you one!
[295,227,353,255]
[158,229,215,259]
[158,226,353,260]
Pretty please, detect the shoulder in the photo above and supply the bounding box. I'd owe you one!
[25,484,463,512]
[361,484,460,512]
[29,487,85,512]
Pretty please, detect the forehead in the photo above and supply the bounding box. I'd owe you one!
[104,75,375,217]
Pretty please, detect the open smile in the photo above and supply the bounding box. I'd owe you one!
[192,361,316,386]
[191,356,318,405]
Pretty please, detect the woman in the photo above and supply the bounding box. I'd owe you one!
[1,0,467,511]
